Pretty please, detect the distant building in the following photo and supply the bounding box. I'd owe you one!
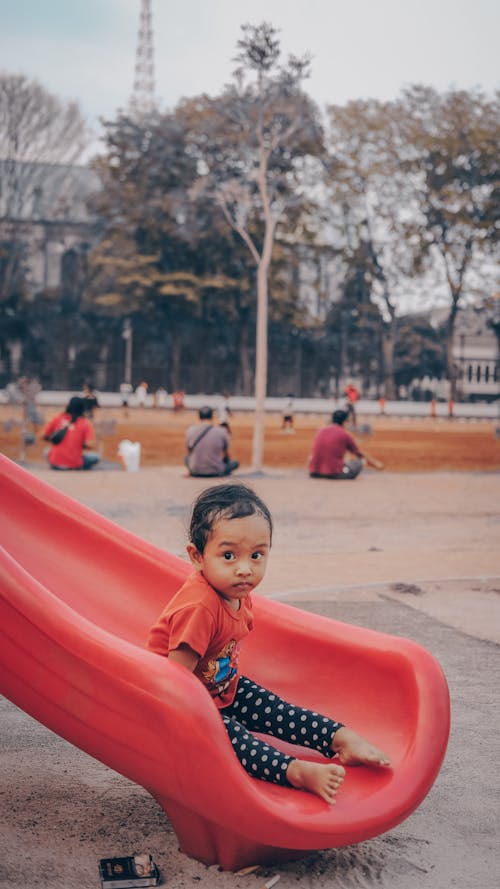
[0,159,100,294]
[404,301,499,403]
[453,304,499,402]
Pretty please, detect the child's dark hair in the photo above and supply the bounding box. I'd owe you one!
[189,483,273,553]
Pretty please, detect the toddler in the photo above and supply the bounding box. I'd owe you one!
[147,482,389,804]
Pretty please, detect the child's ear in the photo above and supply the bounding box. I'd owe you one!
[187,543,203,569]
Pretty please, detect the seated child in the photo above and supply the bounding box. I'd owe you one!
[147,483,389,804]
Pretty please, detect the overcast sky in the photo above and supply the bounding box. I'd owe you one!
[1,0,498,140]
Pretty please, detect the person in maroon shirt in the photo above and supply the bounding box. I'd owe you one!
[309,410,384,479]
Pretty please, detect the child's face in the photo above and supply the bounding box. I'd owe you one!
[187,514,271,602]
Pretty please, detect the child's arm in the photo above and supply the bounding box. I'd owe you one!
[168,643,199,672]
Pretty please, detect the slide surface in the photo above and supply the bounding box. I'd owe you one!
[0,456,450,870]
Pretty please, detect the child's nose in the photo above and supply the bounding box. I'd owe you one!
[236,559,252,576]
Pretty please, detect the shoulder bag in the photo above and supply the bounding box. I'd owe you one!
[50,422,70,445]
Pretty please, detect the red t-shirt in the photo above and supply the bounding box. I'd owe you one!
[44,412,95,469]
[309,424,363,476]
[345,385,359,403]
[146,571,253,708]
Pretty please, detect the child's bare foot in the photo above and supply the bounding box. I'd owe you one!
[332,727,390,767]
[286,758,345,804]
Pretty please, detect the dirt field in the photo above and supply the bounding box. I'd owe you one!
[2,404,500,471]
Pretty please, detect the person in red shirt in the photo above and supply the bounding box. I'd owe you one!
[43,396,100,471]
[344,382,359,426]
[147,483,389,804]
[309,410,383,479]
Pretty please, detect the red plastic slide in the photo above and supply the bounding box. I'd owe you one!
[0,455,450,870]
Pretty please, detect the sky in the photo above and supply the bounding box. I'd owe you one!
[0,0,498,145]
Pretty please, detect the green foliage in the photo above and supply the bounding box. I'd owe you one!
[87,108,253,325]
[324,88,500,398]
[395,317,445,387]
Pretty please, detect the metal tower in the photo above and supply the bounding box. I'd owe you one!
[130,0,156,116]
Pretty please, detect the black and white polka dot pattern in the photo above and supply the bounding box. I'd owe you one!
[221,675,343,786]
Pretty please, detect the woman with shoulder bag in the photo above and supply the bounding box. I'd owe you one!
[43,396,100,471]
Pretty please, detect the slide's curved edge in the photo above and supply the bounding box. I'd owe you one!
[0,456,450,868]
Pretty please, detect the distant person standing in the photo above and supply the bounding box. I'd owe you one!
[155,386,168,408]
[281,393,295,432]
[343,382,359,427]
[17,376,43,431]
[172,390,185,411]
[185,406,239,477]
[120,382,133,416]
[135,381,149,408]
[82,383,99,418]
[43,396,100,471]
[309,410,383,480]
[217,392,233,432]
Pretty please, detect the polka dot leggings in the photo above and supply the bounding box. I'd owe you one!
[221,675,344,787]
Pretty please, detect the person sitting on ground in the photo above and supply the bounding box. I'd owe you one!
[43,396,100,471]
[308,409,384,480]
[185,406,239,478]
[147,482,390,803]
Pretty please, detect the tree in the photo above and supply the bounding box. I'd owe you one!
[88,111,252,389]
[324,89,500,401]
[325,98,419,399]
[397,86,500,400]
[394,316,445,391]
[185,23,323,470]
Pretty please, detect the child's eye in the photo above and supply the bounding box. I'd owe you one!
[223,551,234,561]
[251,552,263,560]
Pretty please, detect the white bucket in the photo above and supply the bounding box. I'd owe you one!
[118,439,141,472]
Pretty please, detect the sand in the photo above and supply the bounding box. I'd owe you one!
[1,452,500,888]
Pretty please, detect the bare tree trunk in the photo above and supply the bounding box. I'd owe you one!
[381,324,396,400]
[446,300,460,403]
[252,258,269,472]
[171,338,182,391]
[440,239,471,403]
[250,119,278,473]
[251,185,275,471]
[238,320,253,395]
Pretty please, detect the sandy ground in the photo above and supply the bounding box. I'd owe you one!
[2,404,500,472]
[1,459,500,889]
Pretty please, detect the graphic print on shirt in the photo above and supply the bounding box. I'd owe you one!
[202,639,240,696]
